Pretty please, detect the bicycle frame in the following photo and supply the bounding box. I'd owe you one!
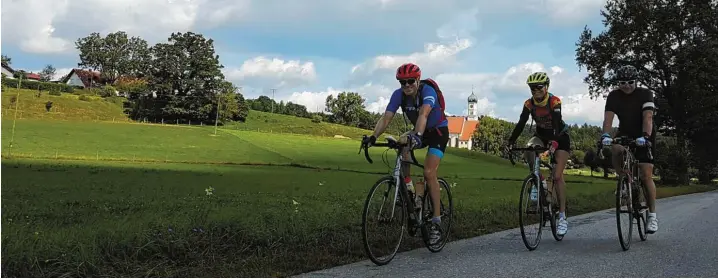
[360,136,425,224]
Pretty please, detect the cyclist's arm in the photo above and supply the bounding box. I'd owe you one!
[508,106,530,143]
[641,90,656,137]
[550,97,564,140]
[413,86,437,134]
[372,90,401,138]
[602,92,616,135]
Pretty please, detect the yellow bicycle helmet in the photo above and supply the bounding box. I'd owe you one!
[526,71,550,85]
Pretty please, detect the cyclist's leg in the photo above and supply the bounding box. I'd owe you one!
[553,134,570,212]
[524,136,544,171]
[423,127,448,219]
[423,126,449,245]
[553,134,571,235]
[636,138,658,233]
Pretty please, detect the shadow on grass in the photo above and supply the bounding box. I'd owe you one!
[1,159,714,277]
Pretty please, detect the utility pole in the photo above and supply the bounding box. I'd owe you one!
[270,88,276,113]
[214,94,221,135]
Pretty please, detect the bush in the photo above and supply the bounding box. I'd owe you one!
[0,78,75,93]
[100,85,117,97]
[311,114,322,123]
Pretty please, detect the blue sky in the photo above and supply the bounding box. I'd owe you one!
[1,0,615,126]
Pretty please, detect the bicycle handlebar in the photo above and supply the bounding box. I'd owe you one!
[359,135,422,168]
[597,136,653,160]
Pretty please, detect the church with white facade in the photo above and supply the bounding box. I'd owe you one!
[446,91,481,150]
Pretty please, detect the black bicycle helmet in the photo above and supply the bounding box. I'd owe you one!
[615,65,638,80]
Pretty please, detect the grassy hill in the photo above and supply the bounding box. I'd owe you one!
[1,88,129,122]
[1,87,398,139]
[226,109,387,139]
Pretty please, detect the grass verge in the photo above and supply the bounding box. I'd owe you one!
[1,159,714,277]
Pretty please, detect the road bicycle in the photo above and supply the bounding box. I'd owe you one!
[598,136,651,251]
[506,144,563,251]
[358,135,454,266]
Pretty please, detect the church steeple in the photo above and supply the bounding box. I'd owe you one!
[467,85,478,120]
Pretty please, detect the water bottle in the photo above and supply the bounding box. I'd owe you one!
[530,185,538,201]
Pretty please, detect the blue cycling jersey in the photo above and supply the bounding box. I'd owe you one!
[385,85,449,131]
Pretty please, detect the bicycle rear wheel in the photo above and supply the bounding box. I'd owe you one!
[361,176,406,265]
[420,178,453,253]
[519,174,543,251]
[616,176,633,251]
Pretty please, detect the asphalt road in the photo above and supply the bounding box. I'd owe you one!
[296,190,718,278]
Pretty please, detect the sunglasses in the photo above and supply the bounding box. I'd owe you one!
[617,80,635,85]
[399,79,417,86]
[529,84,546,91]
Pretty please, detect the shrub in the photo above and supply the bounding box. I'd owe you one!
[0,78,75,93]
[311,114,322,123]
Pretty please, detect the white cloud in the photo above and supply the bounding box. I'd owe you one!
[348,38,473,85]
[224,56,317,89]
[1,0,251,54]
[526,0,607,25]
[286,82,394,113]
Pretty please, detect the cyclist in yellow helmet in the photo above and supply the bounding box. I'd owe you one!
[506,71,571,236]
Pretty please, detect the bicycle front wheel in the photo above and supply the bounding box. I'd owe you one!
[616,176,633,251]
[361,176,406,266]
[636,182,648,241]
[519,174,543,251]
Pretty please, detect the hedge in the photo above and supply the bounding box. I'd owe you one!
[1,78,77,93]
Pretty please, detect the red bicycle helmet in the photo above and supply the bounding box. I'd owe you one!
[396,63,421,80]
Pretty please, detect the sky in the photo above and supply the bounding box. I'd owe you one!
[1,0,618,126]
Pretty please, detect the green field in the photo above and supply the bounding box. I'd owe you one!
[2,91,716,277]
[2,117,715,277]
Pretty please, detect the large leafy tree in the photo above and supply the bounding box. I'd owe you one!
[575,0,718,185]
[148,32,226,123]
[325,92,366,126]
[75,31,151,83]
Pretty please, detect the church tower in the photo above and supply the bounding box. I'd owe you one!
[467,88,478,121]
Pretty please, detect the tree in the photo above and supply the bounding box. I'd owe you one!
[324,92,366,125]
[472,116,512,155]
[574,0,718,185]
[147,31,225,123]
[39,64,56,82]
[1,55,10,65]
[215,81,249,123]
[75,31,152,84]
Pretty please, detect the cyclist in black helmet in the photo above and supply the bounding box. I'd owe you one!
[600,65,659,234]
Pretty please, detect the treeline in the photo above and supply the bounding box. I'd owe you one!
[574,0,718,185]
[246,91,408,136]
[73,31,248,124]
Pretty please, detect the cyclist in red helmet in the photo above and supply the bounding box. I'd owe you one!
[362,62,450,245]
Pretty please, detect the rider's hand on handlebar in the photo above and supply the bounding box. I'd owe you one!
[600,133,612,146]
[548,140,558,153]
[408,132,422,150]
[362,135,376,147]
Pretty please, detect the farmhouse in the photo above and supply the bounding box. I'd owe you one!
[1,62,41,81]
[446,91,481,150]
[60,68,103,88]
[1,63,14,77]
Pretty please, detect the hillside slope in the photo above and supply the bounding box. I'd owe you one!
[226,110,389,139]
[1,88,129,121]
